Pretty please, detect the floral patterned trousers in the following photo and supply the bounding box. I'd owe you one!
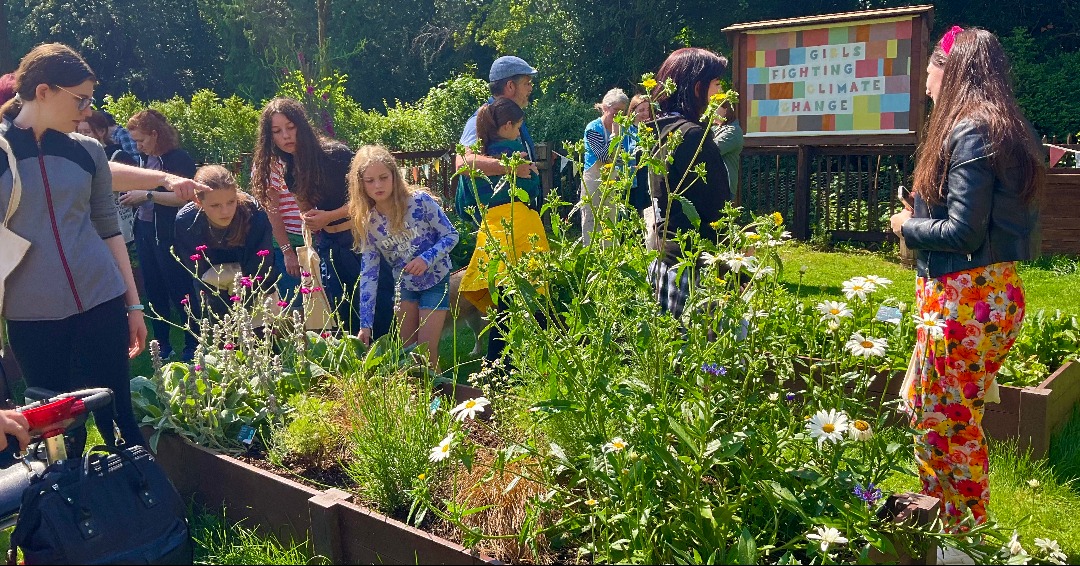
[905,262,1025,527]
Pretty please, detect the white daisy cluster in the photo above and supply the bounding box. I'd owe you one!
[841,275,892,301]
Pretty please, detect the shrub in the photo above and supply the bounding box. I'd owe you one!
[268,394,342,469]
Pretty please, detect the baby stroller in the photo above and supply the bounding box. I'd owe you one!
[0,387,192,564]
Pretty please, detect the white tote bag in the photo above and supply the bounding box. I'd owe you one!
[0,135,31,323]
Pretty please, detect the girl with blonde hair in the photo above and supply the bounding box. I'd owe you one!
[348,145,458,368]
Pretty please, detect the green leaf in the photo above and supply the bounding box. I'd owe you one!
[733,527,757,565]
[673,194,700,229]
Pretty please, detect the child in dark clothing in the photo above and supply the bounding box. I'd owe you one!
[174,165,278,330]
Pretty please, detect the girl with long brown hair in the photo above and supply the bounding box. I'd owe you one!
[890,26,1043,528]
[249,98,393,335]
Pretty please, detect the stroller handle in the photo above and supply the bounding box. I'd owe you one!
[18,388,114,441]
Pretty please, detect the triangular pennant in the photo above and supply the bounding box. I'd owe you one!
[1049,146,1067,168]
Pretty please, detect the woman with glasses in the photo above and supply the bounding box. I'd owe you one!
[0,43,147,450]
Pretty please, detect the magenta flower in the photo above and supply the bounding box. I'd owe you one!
[240,277,253,288]
[300,288,312,295]
[312,287,322,292]
[256,249,270,257]
[230,295,241,302]
[320,332,331,338]
[193,364,203,372]
[190,254,202,261]
[301,271,311,278]
[180,297,189,306]
[195,245,208,252]
[224,343,236,351]
[277,300,289,308]
[321,92,329,101]
[306,84,315,95]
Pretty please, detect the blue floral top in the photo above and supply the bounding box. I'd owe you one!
[357,190,459,329]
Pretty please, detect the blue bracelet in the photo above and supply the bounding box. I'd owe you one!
[126,304,145,312]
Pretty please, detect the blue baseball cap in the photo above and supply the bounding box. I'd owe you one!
[488,56,538,82]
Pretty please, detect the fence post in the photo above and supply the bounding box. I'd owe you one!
[794,145,813,240]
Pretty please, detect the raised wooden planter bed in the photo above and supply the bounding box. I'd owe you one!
[787,358,1080,458]
[150,431,498,565]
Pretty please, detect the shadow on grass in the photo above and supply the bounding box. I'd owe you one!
[1049,406,1080,489]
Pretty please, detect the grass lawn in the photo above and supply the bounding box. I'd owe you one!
[778,244,1080,315]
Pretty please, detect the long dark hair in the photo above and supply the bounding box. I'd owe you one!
[250,98,343,210]
[913,28,1043,205]
[651,47,728,122]
[194,165,252,248]
[475,98,525,154]
[0,43,96,118]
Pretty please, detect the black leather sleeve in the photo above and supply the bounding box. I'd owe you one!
[902,122,995,253]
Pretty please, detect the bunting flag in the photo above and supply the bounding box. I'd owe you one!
[1046,144,1079,168]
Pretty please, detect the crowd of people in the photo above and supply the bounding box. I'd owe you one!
[0,25,1046,533]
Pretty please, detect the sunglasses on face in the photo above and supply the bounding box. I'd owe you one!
[54,85,96,111]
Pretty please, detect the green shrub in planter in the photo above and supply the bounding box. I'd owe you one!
[268,394,342,469]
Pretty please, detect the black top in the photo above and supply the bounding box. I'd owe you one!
[141,147,197,243]
[282,143,353,224]
[652,115,731,244]
[173,200,278,293]
[104,142,137,166]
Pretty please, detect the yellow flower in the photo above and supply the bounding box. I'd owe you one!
[709,220,722,230]
[747,233,761,241]
[772,212,784,226]
[642,78,657,90]
[585,498,598,506]
[710,91,729,105]
[418,473,427,481]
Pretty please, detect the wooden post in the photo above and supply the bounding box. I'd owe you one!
[794,145,812,240]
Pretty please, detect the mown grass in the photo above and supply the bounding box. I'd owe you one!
[778,243,1080,315]
[191,509,320,565]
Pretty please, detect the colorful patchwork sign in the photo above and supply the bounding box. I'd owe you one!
[743,16,916,137]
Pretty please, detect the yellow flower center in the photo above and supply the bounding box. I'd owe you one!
[861,340,874,349]
[854,420,870,431]
[829,308,840,315]
[585,499,598,506]
[823,423,835,434]
[613,441,625,450]
[440,444,450,453]
[465,400,476,409]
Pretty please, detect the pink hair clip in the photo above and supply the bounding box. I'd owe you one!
[939,25,964,55]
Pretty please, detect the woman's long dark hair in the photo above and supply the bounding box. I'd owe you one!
[651,47,728,122]
[250,98,343,210]
[0,43,95,118]
[475,97,525,154]
[913,28,1044,205]
[194,165,252,248]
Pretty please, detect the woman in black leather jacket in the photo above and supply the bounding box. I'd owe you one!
[889,27,1044,529]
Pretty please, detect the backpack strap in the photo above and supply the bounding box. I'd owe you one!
[646,118,699,264]
[0,134,21,228]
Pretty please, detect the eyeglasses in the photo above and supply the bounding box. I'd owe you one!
[53,85,96,111]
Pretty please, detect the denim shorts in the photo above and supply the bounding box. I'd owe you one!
[398,274,450,311]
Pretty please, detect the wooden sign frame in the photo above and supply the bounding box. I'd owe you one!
[724,5,935,148]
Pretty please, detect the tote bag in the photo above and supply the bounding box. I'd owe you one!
[296,228,337,331]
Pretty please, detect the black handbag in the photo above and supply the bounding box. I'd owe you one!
[7,444,192,565]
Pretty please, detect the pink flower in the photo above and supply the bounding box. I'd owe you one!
[973,301,990,323]
[230,295,241,302]
[256,249,270,257]
[300,288,312,295]
[301,271,311,278]
[224,343,236,351]
[190,254,202,261]
[195,245,208,252]
[180,297,189,306]
[277,300,289,308]
[320,332,331,338]
[312,287,322,292]
[254,276,263,281]
[240,277,253,288]
[193,364,203,372]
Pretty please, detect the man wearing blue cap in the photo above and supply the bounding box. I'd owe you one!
[456,55,538,179]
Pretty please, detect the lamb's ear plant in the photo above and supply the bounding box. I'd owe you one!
[407,73,1022,564]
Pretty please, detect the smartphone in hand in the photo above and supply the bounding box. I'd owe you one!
[898,185,914,210]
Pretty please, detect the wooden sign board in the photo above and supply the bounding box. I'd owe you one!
[724,5,934,147]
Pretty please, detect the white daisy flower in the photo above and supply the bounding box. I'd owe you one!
[1006,531,1026,557]
[603,437,629,453]
[449,397,490,421]
[721,252,757,273]
[826,320,841,333]
[863,275,893,288]
[807,409,849,446]
[767,392,780,402]
[845,332,887,357]
[849,419,873,442]
[816,300,853,321]
[914,312,945,340]
[429,433,454,462]
[1034,538,1067,564]
[752,265,776,280]
[806,526,848,552]
[841,276,877,300]
[700,252,722,266]
[987,290,1010,311]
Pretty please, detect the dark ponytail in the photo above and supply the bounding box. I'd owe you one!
[474,97,525,154]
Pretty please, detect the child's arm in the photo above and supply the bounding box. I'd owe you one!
[408,193,459,274]
[356,232,383,341]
